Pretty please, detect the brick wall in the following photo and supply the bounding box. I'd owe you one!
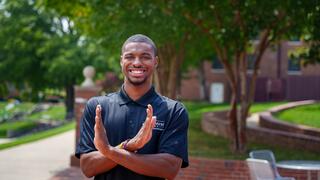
[179,41,320,102]
[202,110,320,153]
[176,157,318,180]
[177,157,250,180]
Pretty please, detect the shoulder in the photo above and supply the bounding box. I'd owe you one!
[157,95,187,113]
[86,92,120,108]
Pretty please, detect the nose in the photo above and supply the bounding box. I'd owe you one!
[132,57,142,66]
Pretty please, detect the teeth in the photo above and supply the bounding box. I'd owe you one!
[130,70,145,73]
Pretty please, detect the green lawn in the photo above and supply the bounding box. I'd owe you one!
[0,121,75,150]
[274,103,320,128]
[0,102,35,116]
[0,121,37,137]
[185,101,320,160]
[26,105,66,121]
[0,103,66,138]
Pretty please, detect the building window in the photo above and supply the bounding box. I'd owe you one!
[212,55,256,71]
[212,57,224,70]
[247,54,256,70]
[288,57,301,73]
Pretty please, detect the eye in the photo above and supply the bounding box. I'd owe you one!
[141,55,152,61]
[124,55,134,60]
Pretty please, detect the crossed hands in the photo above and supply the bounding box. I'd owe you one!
[94,104,156,155]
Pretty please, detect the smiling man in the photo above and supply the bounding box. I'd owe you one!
[76,34,189,180]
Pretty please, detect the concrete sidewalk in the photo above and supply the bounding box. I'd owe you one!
[0,130,77,180]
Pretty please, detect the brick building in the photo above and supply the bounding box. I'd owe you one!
[179,41,320,102]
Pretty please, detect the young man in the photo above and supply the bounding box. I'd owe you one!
[76,34,189,180]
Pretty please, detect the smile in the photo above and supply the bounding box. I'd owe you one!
[129,69,146,74]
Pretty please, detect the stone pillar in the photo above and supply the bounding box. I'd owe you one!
[70,66,101,167]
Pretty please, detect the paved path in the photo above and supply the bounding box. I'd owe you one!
[0,130,76,180]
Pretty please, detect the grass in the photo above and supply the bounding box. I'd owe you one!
[184,101,320,160]
[0,103,66,138]
[0,121,37,137]
[274,103,320,128]
[0,102,35,115]
[249,101,286,113]
[0,121,75,150]
[26,105,66,121]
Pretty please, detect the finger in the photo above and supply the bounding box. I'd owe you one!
[146,107,152,120]
[147,104,153,118]
[144,109,151,129]
[96,104,102,120]
[145,117,156,141]
[145,112,153,130]
[151,116,156,128]
[146,116,156,135]
[96,105,103,125]
[144,116,155,138]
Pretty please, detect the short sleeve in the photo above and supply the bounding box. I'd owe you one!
[158,104,189,168]
[75,98,98,158]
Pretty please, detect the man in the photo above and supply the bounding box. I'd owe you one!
[76,34,189,180]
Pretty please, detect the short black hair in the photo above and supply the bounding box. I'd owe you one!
[121,34,157,56]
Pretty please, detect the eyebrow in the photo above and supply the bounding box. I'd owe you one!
[124,52,153,56]
[141,53,152,56]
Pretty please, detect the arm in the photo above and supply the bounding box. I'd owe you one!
[105,148,182,180]
[80,151,117,178]
[81,104,161,178]
[94,104,183,179]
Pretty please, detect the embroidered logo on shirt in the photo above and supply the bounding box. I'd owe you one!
[153,120,165,131]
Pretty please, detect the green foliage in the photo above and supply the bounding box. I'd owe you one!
[178,0,318,57]
[39,0,213,70]
[0,0,111,100]
[0,1,54,90]
[275,103,320,128]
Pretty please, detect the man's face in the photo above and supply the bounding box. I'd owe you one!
[121,42,158,86]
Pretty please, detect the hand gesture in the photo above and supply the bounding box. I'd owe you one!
[126,104,156,151]
[94,104,110,155]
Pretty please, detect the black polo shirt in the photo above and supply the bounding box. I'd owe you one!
[76,86,189,180]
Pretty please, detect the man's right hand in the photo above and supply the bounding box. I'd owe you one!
[126,104,156,151]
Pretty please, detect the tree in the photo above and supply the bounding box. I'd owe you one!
[38,16,109,118]
[178,0,319,152]
[0,0,109,118]
[40,0,212,99]
[40,0,320,152]
[0,0,54,98]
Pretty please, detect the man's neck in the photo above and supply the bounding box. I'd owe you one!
[123,82,152,101]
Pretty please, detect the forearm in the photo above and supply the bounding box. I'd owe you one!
[80,151,117,178]
[102,147,182,180]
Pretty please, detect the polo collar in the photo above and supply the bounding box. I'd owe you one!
[119,85,157,107]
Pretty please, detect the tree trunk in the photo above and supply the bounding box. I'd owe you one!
[228,84,239,152]
[155,43,174,98]
[238,52,248,153]
[154,34,187,99]
[198,61,209,100]
[65,83,74,120]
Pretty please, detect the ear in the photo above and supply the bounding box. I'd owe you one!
[120,55,123,66]
[155,56,159,68]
